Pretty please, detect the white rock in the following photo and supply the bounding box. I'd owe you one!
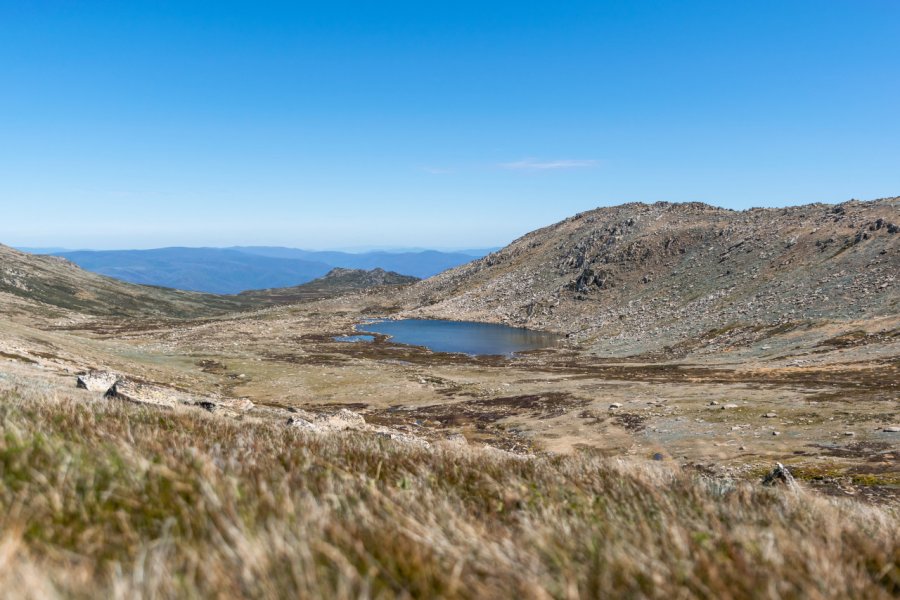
[76,370,118,393]
[376,431,431,449]
[286,416,318,430]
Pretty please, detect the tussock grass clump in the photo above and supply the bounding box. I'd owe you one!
[0,385,897,598]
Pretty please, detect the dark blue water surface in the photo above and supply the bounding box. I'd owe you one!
[356,319,561,356]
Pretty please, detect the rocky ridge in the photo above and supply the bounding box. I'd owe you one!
[239,267,419,304]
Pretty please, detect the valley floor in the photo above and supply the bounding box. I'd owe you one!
[1,283,899,596]
[1,289,898,505]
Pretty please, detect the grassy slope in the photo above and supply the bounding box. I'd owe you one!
[0,244,248,319]
[0,381,896,598]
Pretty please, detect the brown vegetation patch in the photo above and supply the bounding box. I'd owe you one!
[537,357,900,397]
[368,393,584,434]
[612,412,648,432]
[468,393,587,419]
[0,351,37,364]
[810,441,894,459]
[261,351,350,367]
[817,328,900,349]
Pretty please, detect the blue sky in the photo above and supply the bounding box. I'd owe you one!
[1,1,898,249]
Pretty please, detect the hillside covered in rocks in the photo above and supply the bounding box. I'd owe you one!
[400,198,899,358]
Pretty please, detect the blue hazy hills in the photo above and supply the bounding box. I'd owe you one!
[22,246,494,294]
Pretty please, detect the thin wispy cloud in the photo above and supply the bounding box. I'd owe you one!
[499,158,598,170]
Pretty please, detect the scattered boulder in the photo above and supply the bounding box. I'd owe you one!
[443,433,468,446]
[323,409,367,431]
[78,372,250,416]
[221,397,254,412]
[104,380,179,409]
[285,407,433,448]
[609,402,623,410]
[883,426,900,433]
[76,370,118,392]
[286,408,367,432]
[763,412,777,418]
[286,415,318,430]
[762,462,796,487]
[376,430,431,449]
[195,398,254,417]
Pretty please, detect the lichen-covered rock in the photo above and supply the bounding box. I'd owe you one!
[286,415,318,430]
[324,408,367,430]
[376,430,431,449]
[285,408,433,448]
[286,408,367,432]
[104,380,180,409]
[205,397,255,415]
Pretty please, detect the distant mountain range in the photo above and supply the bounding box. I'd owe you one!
[19,246,494,294]
[0,244,245,318]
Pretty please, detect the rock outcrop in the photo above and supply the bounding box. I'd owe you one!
[105,380,183,409]
[762,462,797,488]
[76,372,253,416]
[76,370,118,392]
[287,408,432,448]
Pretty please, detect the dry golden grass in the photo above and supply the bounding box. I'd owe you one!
[0,382,897,599]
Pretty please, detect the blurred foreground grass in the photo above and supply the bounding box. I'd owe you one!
[0,384,897,599]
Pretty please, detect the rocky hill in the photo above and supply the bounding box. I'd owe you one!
[400,198,899,357]
[0,244,246,318]
[239,267,419,304]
